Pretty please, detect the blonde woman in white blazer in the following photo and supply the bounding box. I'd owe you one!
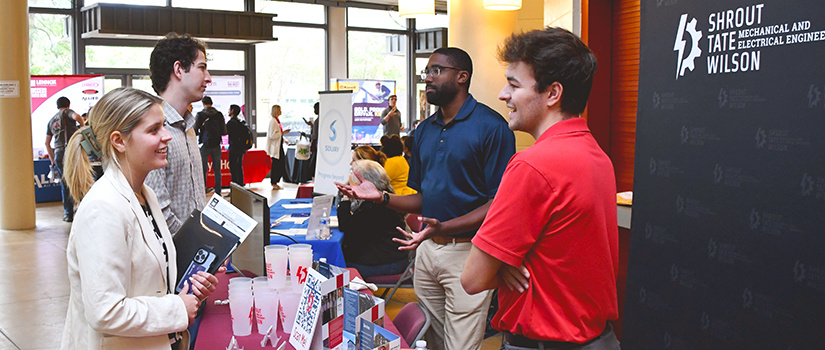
[266,105,290,190]
[60,88,219,350]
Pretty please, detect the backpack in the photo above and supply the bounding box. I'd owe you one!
[202,111,225,147]
[49,109,78,148]
[241,121,254,150]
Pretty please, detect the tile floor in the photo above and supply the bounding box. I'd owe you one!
[0,181,501,350]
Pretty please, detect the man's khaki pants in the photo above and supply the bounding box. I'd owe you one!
[415,239,493,350]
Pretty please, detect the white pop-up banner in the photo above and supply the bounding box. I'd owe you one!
[314,91,353,195]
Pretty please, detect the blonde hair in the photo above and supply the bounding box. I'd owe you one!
[63,88,163,201]
[353,145,386,166]
[271,104,281,117]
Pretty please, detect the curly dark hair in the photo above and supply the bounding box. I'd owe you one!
[498,27,597,116]
[149,33,208,94]
[380,135,404,158]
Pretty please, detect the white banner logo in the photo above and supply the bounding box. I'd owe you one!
[674,14,703,79]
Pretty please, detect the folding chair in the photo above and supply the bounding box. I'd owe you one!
[364,252,415,301]
[392,302,431,346]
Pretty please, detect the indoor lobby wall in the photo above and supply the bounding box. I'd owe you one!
[0,0,36,230]
[449,0,545,152]
[545,0,577,32]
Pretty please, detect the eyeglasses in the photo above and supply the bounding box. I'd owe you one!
[420,65,462,80]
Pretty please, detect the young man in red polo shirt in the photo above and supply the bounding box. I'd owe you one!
[461,27,621,349]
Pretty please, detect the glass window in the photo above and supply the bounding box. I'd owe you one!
[84,0,166,6]
[29,13,72,75]
[208,49,245,71]
[348,31,409,130]
[131,75,154,95]
[256,0,324,25]
[29,0,72,8]
[414,14,449,30]
[173,0,244,12]
[348,8,406,30]
[86,46,152,69]
[255,26,325,143]
[104,77,124,93]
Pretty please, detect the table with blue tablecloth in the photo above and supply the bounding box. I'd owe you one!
[269,198,346,267]
[34,159,62,203]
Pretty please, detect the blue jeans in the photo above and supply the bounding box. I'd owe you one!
[347,259,409,278]
[201,146,222,194]
[54,150,74,216]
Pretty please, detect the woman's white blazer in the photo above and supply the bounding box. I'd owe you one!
[60,165,189,349]
[266,117,283,159]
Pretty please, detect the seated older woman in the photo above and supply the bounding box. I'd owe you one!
[337,159,409,277]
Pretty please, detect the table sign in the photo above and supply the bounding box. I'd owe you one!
[289,263,350,350]
[306,195,334,240]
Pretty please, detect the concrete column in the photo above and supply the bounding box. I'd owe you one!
[449,0,545,151]
[327,6,348,81]
[0,2,36,230]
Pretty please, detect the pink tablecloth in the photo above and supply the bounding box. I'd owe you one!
[193,269,408,349]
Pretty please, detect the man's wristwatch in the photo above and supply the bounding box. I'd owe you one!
[379,191,390,206]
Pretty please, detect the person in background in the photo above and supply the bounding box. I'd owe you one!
[381,95,402,136]
[336,47,516,350]
[309,102,320,177]
[461,27,620,349]
[266,105,290,190]
[226,104,248,186]
[145,33,211,233]
[401,135,414,163]
[195,96,227,195]
[380,135,416,195]
[45,96,84,222]
[352,145,386,166]
[60,87,219,350]
[337,160,409,278]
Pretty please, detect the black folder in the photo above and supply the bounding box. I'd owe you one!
[173,209,240,293]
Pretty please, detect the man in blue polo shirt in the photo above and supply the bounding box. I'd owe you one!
[336,47,516,350]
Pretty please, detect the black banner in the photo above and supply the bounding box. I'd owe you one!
[624,0,825,348]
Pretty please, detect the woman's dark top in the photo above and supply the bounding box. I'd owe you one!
[337,200,408,266]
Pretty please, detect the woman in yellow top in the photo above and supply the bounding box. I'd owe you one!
[379,135,417,195]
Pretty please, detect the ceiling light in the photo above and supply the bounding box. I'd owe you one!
[399,0,434,18]
[483,0,522,11]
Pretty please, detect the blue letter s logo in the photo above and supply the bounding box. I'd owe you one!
[329,120,338,141]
